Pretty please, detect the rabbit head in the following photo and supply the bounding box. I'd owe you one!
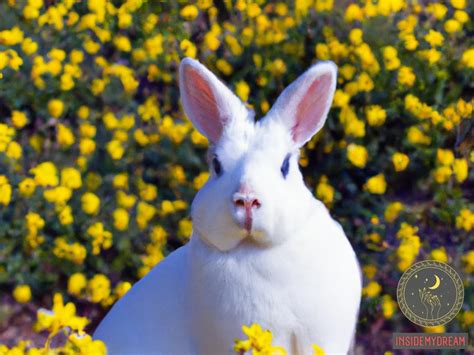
[179,58,337,251]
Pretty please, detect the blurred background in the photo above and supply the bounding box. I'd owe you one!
[0,0,473,353]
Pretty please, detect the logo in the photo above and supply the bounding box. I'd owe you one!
[396,260,464,327]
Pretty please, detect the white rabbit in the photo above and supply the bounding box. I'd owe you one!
[94,57,362,355]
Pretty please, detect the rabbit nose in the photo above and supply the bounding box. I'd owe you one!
[233,194,261,209]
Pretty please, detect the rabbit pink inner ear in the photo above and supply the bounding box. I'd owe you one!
[266,62,337,147]
[291,72,333,145]
[182,66,224,142]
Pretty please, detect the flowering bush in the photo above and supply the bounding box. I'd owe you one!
[0,0,473,352]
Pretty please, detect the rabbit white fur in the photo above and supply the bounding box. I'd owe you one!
[94,57,362,354]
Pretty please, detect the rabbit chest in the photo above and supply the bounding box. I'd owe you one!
[187,219,361,354]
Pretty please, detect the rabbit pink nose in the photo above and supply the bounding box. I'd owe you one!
[233,195,261,209]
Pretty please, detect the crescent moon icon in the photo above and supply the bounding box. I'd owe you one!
[428,274,441,290]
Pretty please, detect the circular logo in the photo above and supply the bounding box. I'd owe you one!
[396,260,464,327]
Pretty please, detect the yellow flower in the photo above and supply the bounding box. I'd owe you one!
[178,219,193,238]
[67,332,107,354]
[348,28,363,45]
[0,123,15,151]
[315,0,333,12]
[454,10,469,24]
[61,167,82,189]
[456,208,474,232]
[87,274,111,303]
[333,90,350,108]
[366,105,386,126]
[383,46,400,70]
[398,66,416,87]
[225,35,243,56]
[362,281,381,298]
[80,138,96,155]
[114,35,132,52]
[48,99,64,118]
[204,32,220,51]
[35,293,89,334]
[114,281,132,299]
[216,59,233,75]
[363,264,378,279]
[340,106,365,137]
[58,205,74,225]
[462,250,474,273]
[19,177,36,197]
[6,141,22,159]
[356,72,374,92]
[424,325,445,333]
[247,3,261,17]
[21,37,38,55]
[364,174,387,194]
[113,208,129,231]
[68,273,87,296]
[444,19,461,34]
[397,234,421,271]
[426,3,448,20]
[381,295,397,319]
[60,73,74,91]
[461,310,474,327]
[180,5,199,21]
[451,0,466,9]
[312,343,325,355]
[433,166,452,183]
[139,182,157,201]
[13,284,31,303]
[11,110,28,128]
[107,140,124,160]
[87,222,112,255]
[43,186,72,206]
[347,144,368,168]
[453,158,468,182]
[117,191,136,209]
[392,152,410,172]
[26,211,45,232]
[83,37,100,54]
[70,49,84,64]
[315,43,330,60]
[316,175,334,206]
[436,149,454,166]
[402,34,418,51]
[384,201,403,222]
[81,192,100,215]
[234,323,284,354]
[57,124,75,148]
[235,80,250,102]
[77,105,90,120]
[180,39,197,58]
[192,172,209,190]
[30,161,59,187]
[418,49,441,65]
[113,173,129,190]
[344,4,363,22]
[0,26,24,46]
[424,30,444,47]
[430,247,448,263]
[461,48,474,68]
[407,126,431,145]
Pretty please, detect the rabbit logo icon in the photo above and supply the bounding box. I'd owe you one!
[397,260,464,327]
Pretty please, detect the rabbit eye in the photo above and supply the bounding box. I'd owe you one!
[212,157,222,176]
[281,154,291,178]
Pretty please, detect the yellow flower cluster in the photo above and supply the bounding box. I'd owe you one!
[1,0,473,350]
[396,223,421,271]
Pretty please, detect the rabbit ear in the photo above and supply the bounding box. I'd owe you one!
[179,57,249,143]
[267,61,337,147]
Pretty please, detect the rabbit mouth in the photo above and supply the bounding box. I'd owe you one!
[233,216,253,235]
